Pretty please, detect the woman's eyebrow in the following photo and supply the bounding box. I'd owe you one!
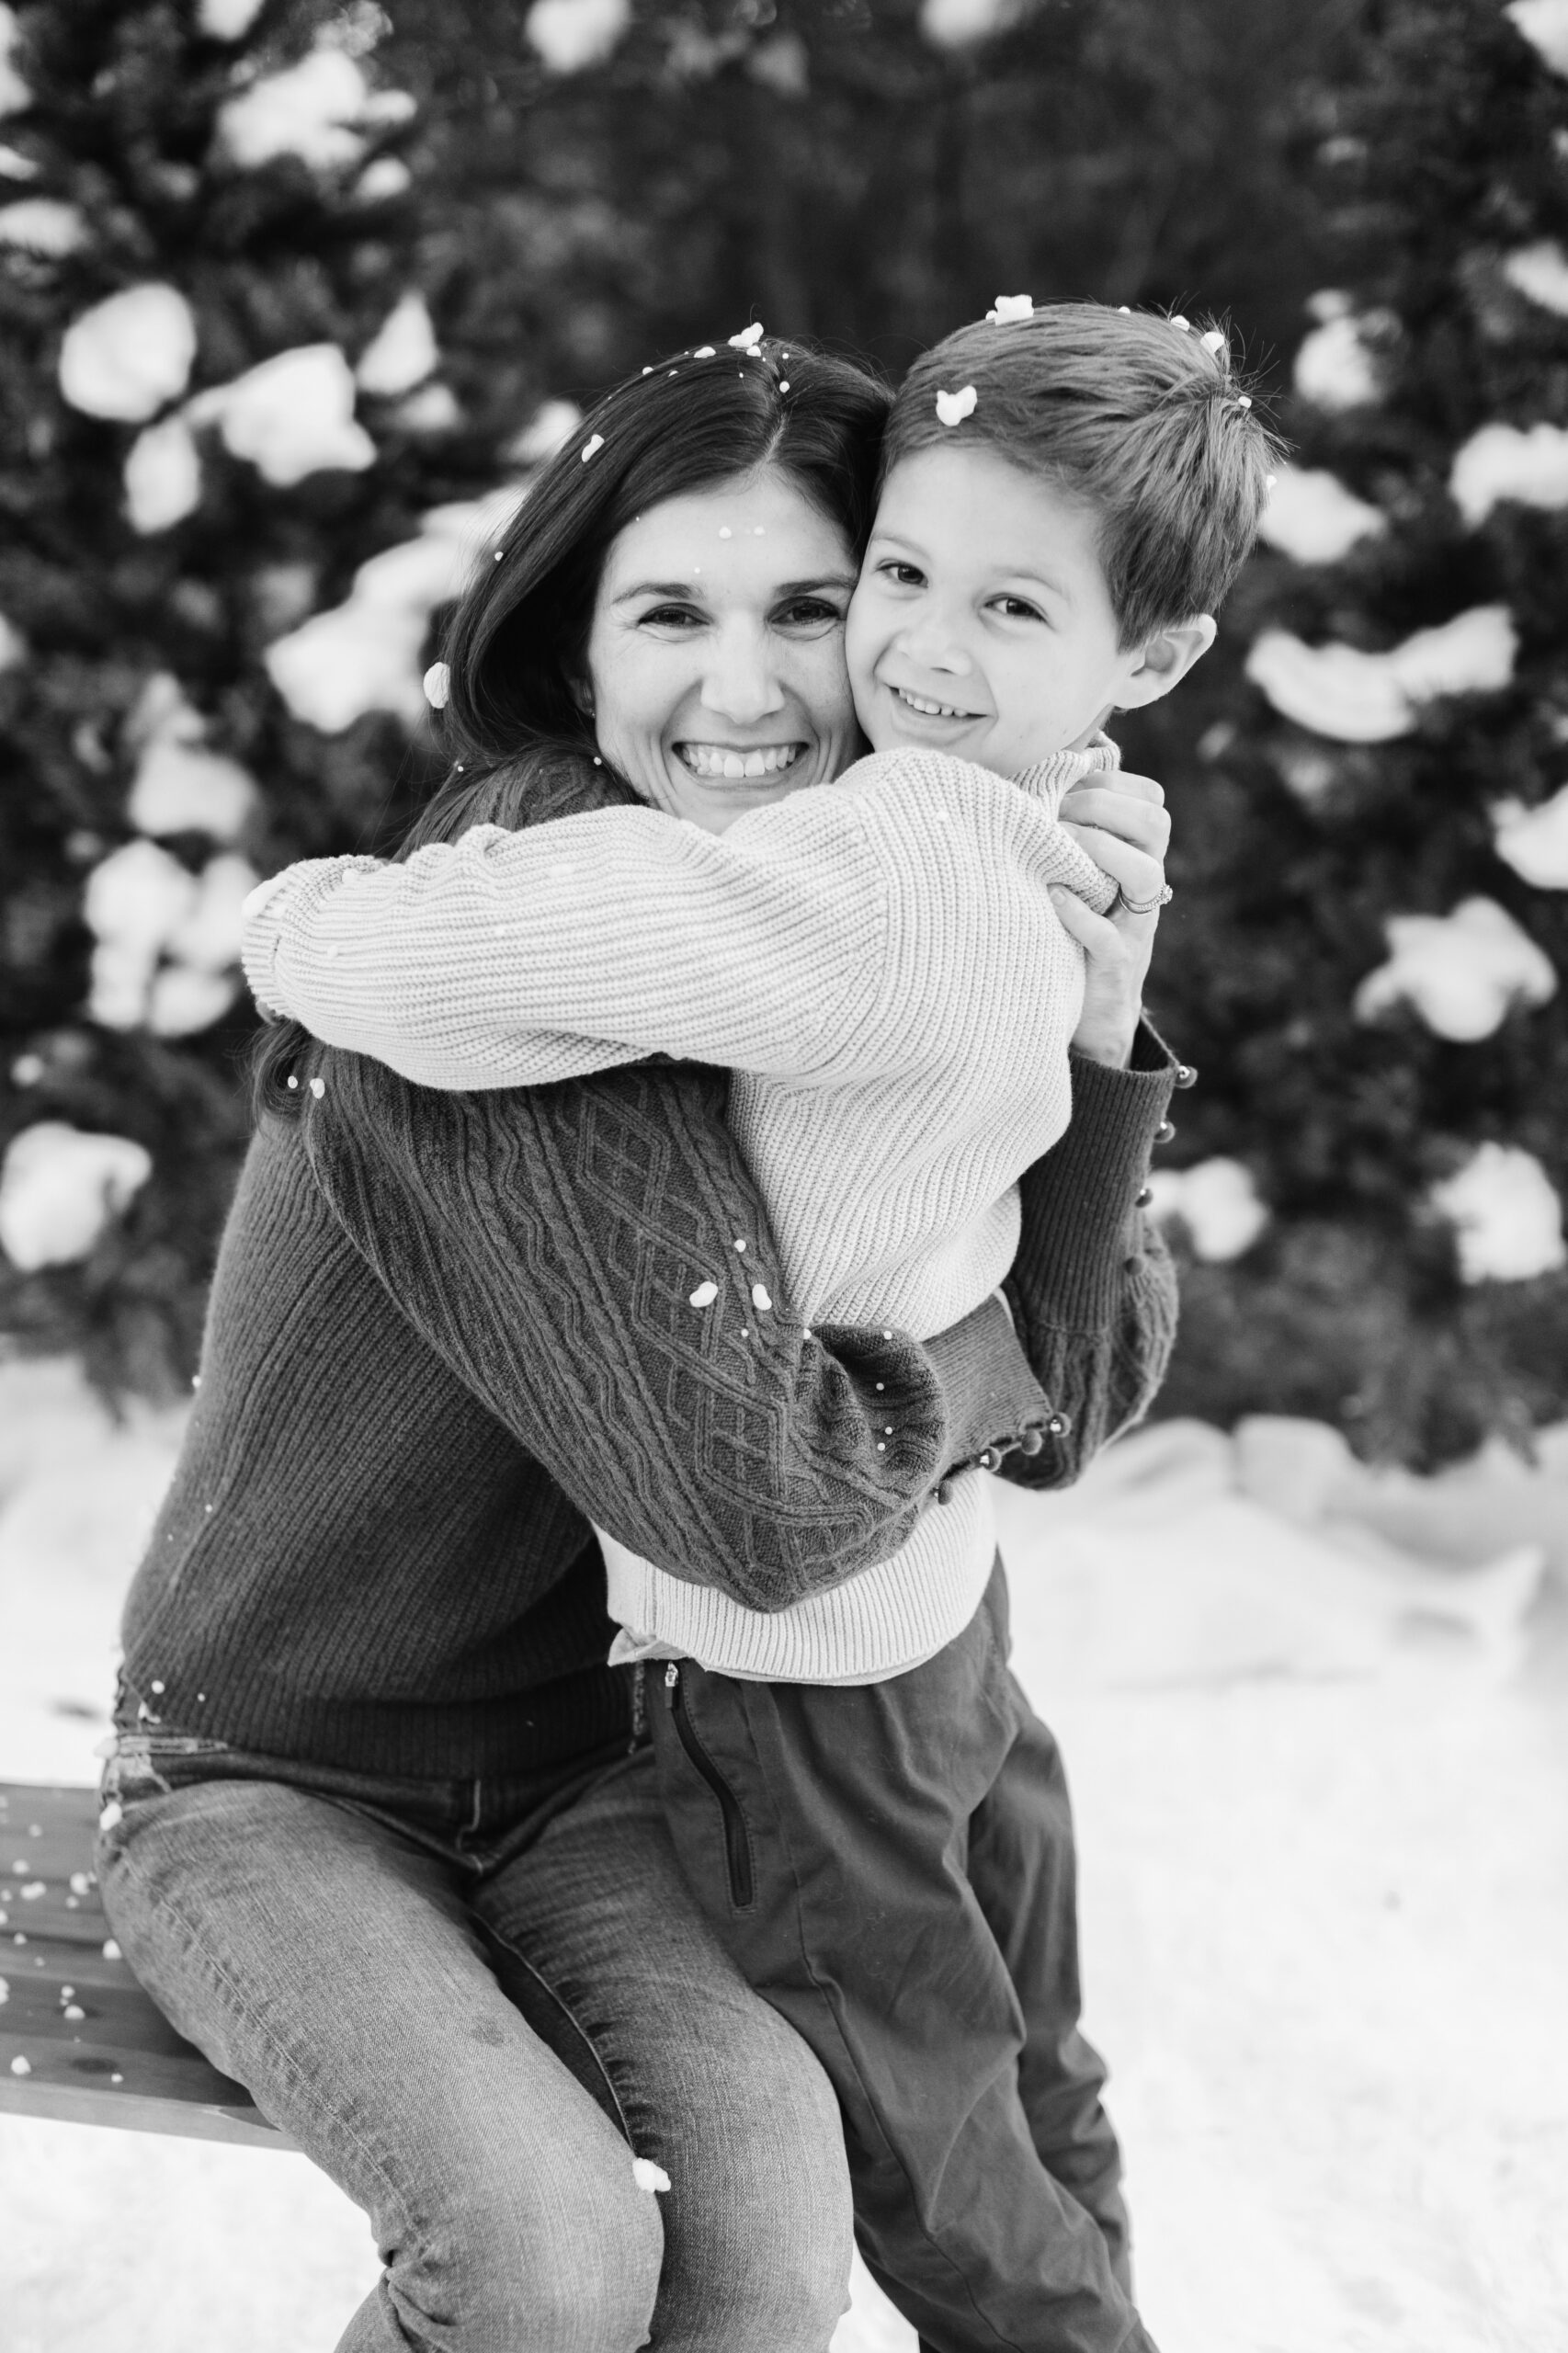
[613,572,858,604]
[612,579,709,603]
[774,573,858,596]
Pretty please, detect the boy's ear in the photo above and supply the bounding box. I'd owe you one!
[1115,615,1217,711]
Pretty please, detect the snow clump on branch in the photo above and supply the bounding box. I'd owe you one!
[524,0,632,75]
[1502,239,1568,314]
[1353,898,1556,1042]
[1256,468,1386,566]
[124,414,202,534]
[0,197,85,254]
[1145,1159,1270,1262]
[199,0,267,37]
[1292,292,1387,412]
[187,345,376,486]
[0,1124,153,1273]
[266,494,510,733]
[1430,1143,1566,1283]
[1506,0,1568,78]
[1245,607,1517,742]
[1492,784,1568,889]
[215,37,414,173]
[356,291,439,396]
[919,0,1027,50]
[84,840,258,1036]
[59,285,197,423]
[1449,421,1568,527]
[124,676,257,841]
[0,5,31,117]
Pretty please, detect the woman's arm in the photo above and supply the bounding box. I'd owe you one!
[296,1045,1056,1607]
[998,1023,1183,1489]
[998,768,1184,1482]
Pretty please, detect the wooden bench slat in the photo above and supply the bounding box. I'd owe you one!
[0,2074,298,2147]
[1,1781,287,2149]
[6,1973,231,2058]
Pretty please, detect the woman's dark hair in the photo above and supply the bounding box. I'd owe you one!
[445,330,890,770]
[253,332,891,1119]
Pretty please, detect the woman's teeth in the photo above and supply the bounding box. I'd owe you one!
[893,686,974,720]
[678,743,803,779]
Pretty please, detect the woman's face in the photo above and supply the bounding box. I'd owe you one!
[583,466,860,834]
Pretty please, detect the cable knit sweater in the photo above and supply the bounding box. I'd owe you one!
[244,740,1124,1679]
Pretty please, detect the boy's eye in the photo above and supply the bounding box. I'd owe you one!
[992,595,1047,623]
[877,560,925,589]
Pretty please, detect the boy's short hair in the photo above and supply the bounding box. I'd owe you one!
[885,302,1282,647]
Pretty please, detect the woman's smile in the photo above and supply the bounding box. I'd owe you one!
[675,740,807,779]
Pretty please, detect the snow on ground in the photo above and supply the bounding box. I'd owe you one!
[1,1357,1565,2352]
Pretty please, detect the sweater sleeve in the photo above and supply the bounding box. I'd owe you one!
[295,1044,1055,1606]
[997,1017,1182,1489]
[242,795,889,1092]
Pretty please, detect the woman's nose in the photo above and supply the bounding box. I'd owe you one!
[699,626,787,725]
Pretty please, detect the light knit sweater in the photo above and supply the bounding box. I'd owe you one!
[243,738,1119,1682]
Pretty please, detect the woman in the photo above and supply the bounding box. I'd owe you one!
[98,336,1180,2353]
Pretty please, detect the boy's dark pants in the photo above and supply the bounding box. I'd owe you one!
[648,1558,1156,2353]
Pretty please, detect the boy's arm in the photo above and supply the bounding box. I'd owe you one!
[997,1018,1183,1488]
[242,793,889,1090]
[297,1046,1055,1607]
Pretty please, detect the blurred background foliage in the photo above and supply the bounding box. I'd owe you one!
[1,0,1564,1463]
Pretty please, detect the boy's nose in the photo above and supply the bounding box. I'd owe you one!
[897,614,975,676]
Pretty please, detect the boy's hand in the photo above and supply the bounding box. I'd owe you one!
[1052,772,1171,1068]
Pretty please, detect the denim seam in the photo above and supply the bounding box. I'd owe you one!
[475,1917,639,2154]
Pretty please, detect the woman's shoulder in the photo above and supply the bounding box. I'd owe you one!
[401,741,641,853]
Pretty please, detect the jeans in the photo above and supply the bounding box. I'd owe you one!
[96,1731,853,2353]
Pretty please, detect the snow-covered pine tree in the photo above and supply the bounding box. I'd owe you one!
[382,0,1352,389]
[1127,0,1568,1464]
[0,0,528,1395]
[0,0,1362,1408]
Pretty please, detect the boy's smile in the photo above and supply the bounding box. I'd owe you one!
[846,444,1205,778]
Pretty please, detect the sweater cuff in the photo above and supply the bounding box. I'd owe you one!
[926,1289,1051,1467]
[1008,1017,1181,1334]
[240,855,384,1024]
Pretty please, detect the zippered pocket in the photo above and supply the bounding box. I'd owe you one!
[664,1664,755,1909]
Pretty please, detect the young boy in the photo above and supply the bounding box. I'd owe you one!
[244,302,1275,2352]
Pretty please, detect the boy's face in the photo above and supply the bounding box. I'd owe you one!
[846,444,1201,777]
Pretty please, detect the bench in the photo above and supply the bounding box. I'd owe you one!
[0,1781,291,2148]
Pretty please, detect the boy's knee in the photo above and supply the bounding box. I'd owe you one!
[690,2022,853,2349]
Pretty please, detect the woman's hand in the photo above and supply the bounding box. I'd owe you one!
[1051,771,1172,1069]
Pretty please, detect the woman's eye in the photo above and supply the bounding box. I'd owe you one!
[777,598,843,629]
[639,605,701,629]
